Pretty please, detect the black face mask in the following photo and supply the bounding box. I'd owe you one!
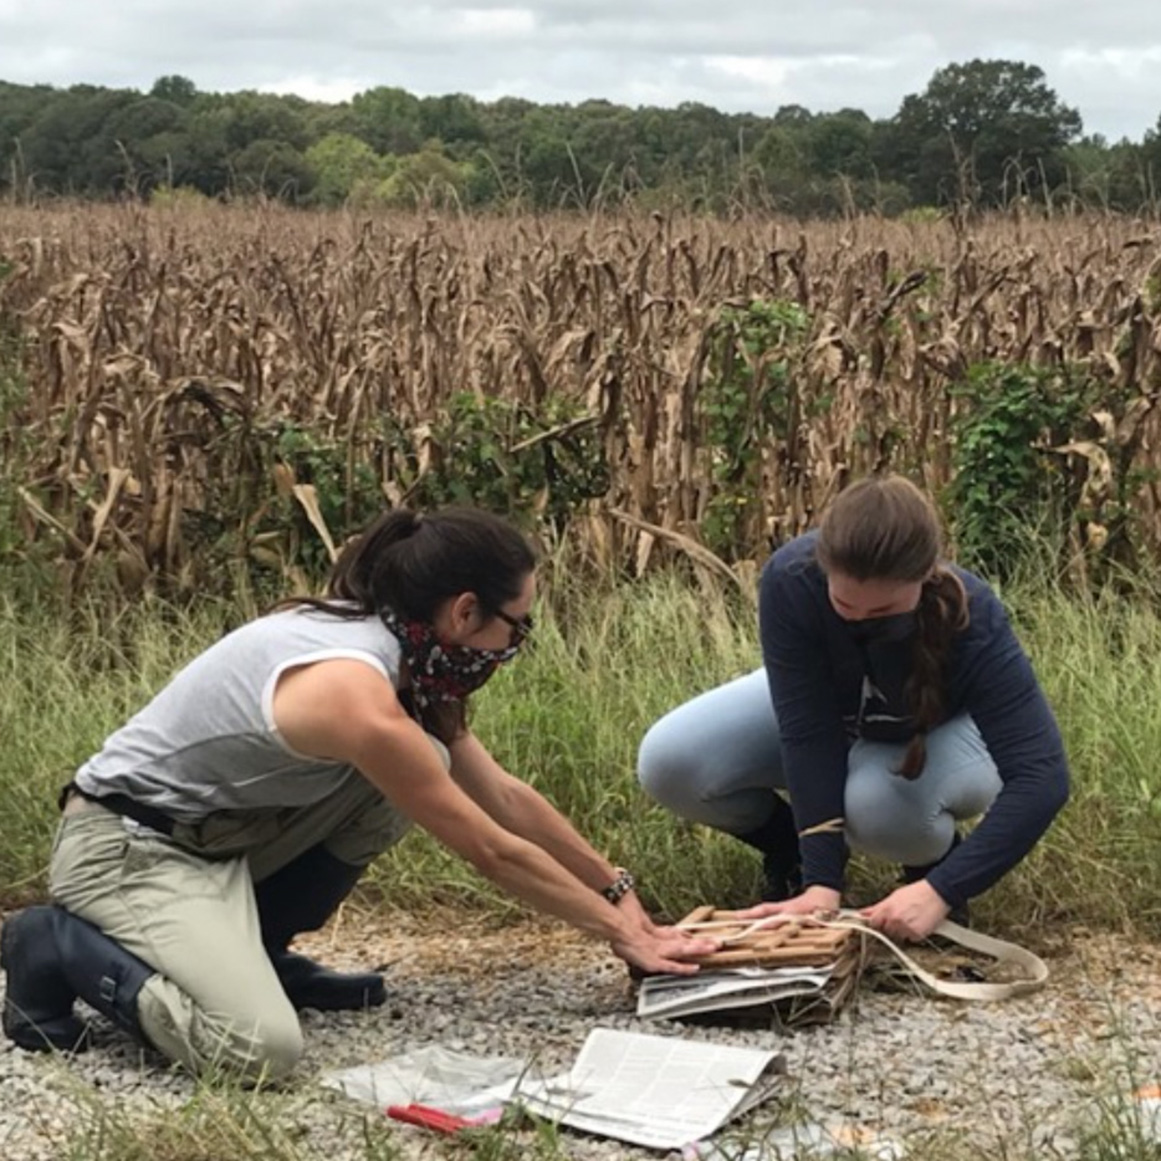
[847,611,918,646]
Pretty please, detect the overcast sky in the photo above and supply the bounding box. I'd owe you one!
[2,0,1160,142]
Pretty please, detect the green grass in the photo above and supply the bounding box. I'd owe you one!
[21,1040,1161,1161]
[5,567,1161,936]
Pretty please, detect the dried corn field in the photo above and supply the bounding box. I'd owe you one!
[2,202,1161,598]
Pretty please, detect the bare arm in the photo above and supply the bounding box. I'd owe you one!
[448,731,619,890]
[448,729,675,937]
[272,659,715,972]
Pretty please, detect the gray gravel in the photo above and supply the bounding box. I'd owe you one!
[3,916,1161,1160]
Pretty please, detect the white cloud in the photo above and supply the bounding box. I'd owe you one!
[1059,45,1161,76]
[258,76,366,104]
[0,0,1158,138]
[453,7,537,35]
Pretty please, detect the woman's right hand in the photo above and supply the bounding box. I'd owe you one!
[728,884,843,922]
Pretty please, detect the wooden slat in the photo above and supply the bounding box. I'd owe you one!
[677,907,859,969]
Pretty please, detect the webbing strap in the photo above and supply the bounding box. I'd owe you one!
[682,910,1049,1000]
[817,912,1049,1000]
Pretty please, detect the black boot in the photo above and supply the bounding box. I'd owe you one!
[52,908,153,1040]
[735,796,802,902]
[901,833,970,927]
[1,906,152,1052]
[254,844,386,1011]
[1,906,89,1053]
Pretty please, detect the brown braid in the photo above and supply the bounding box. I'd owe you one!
[817,475,969,779]
[898,566,969,779]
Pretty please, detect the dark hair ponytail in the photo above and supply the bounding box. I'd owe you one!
[277,506,536,742]
[324,507,535,620]
[282,506,535,621]
[322,508,423,611]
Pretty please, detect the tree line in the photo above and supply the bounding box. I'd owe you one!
[2,60,1159,215]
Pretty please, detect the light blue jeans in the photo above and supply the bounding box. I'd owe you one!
[637,668,1002,867]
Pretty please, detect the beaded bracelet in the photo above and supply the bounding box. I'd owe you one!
[600,867,636,905]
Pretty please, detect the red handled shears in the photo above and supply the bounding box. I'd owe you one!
[386,1103,498,1134]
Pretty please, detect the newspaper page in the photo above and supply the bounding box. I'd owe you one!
[637,965,834,1020]
[320,1045,528,1115]
[513,1027,782,1149]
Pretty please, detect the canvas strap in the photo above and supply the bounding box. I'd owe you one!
[814,912,1048,1000]
[683,910,1049,1000]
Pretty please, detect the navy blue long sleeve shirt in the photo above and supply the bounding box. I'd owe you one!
[758,532,1069,908]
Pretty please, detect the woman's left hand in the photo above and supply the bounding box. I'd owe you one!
[859,880,950,942]
[617,892,663,935]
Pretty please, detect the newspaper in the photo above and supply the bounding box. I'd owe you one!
[513,1027,784,1149]
[320,1044,528,1115]
[637,964,836,1021]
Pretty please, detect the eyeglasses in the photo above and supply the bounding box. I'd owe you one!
[493,607,534,645]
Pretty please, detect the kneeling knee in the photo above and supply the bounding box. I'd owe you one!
[194,1012,304,1083]
[248,1021,304,1083]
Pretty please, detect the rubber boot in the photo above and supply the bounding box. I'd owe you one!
[52,908,153,1041]
[1,906,89,1053]
[900,832,970,927]
[254,844,386,1011]
[735,795,803,902]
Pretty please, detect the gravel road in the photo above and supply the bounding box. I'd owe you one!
[3,912,1161,1160]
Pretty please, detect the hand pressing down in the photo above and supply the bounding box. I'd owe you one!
[612,925,720,976]
[860,879,950,942]
[728,884,843,923]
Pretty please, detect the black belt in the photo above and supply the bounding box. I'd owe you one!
[59,781,176,837]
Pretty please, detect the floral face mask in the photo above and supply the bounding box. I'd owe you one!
[380,608,521,707]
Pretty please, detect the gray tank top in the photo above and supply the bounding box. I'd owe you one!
[74,606,403,822]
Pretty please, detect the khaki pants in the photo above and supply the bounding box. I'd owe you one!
[49,766,419,1080]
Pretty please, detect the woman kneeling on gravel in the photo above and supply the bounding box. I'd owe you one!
[638,475,1070,941]
[1,507,714,1080]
